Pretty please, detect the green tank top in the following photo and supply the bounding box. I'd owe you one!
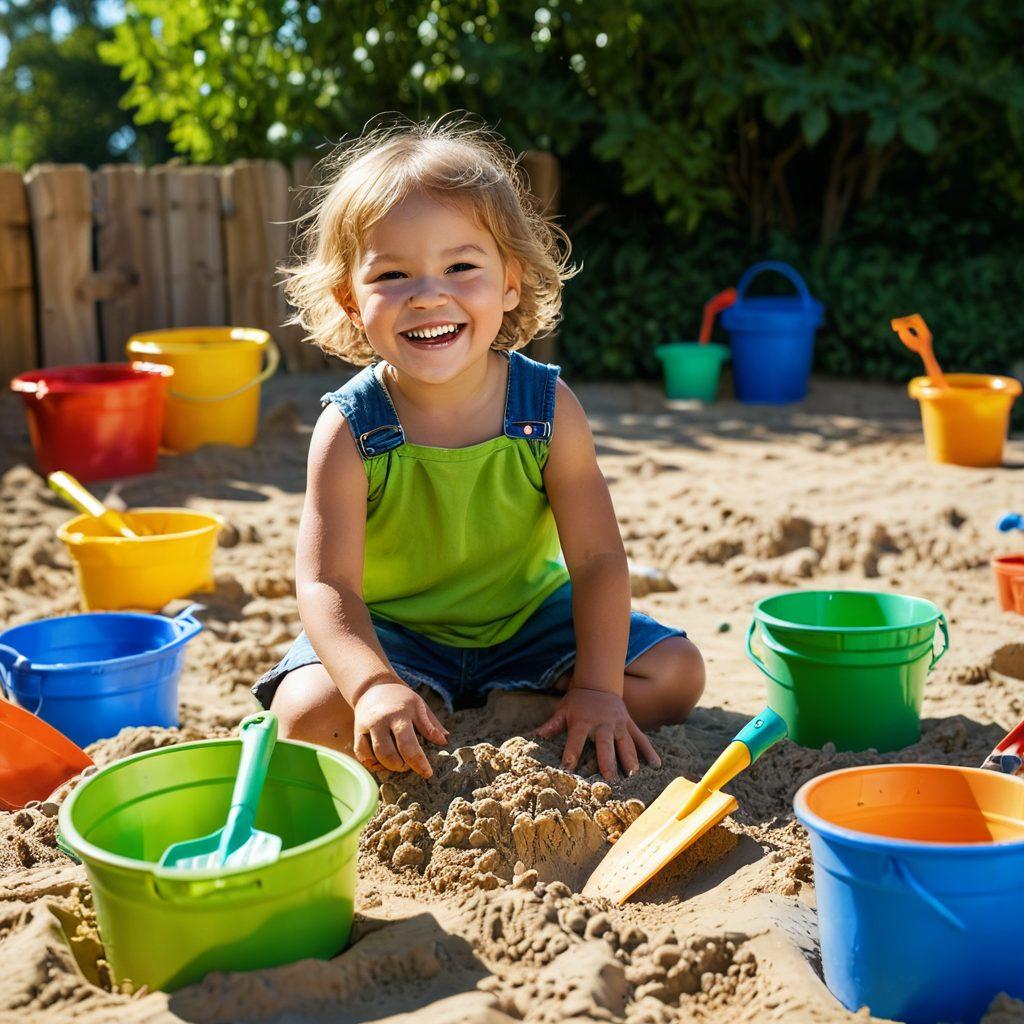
[320,351,570,647]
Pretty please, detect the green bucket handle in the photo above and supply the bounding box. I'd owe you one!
[149,869,265,903]
[56,829,81,864]
[745,621,773,680]
[169,337,280,404]
[890,857,966,931]
[930,613,950,671]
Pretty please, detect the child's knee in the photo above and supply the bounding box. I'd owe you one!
[661,636,706,721]
[271,665,353,751]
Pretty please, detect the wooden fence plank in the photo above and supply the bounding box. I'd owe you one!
[25,164,98,366]
[0,168,38,380]
[153,164,226,327]
[222,159,309,370]
[520,150,561,363]
[94,164,170,358]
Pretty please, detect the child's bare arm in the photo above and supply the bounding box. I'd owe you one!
[537,380,658,778]
[296,406,447,776]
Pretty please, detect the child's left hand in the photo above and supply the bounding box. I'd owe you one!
[535,686,661,780]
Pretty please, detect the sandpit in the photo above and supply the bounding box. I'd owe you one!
[2,370,1024,1024]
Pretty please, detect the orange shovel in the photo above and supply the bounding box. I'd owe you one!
[0,697,93,810]
[890,314,948,389]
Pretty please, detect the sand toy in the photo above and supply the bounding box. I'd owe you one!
[57,507,223,611]
[10,362,172,481]
[655,288,736,401]
[796,763,1024,1024]
[998,512,1024,532]
[125,327,279,452]
[583,708,788,903]
[982,715,1024,777]
[160,713,281,871]
[0,605,203,747]
[992,555,1024,614]
[747,589,948,751]
[58,732,378,991]
[47,470,146,538]
[892,314,1021,467]
[0,697,92,810]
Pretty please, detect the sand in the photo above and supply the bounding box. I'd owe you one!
[2,368,1024,1024]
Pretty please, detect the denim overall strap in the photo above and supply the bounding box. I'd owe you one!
[503,350,560,441]
[321,363,406,460]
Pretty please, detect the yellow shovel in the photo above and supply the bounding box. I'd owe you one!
[583,707,788,903]
[47,471,146,539]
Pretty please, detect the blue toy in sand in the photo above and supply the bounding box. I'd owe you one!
[998,513,1024,532]
[721,261,824,404]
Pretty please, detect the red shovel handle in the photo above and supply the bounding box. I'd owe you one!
[699,288,737,345]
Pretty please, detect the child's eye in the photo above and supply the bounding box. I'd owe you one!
[374,271,406,282]
[446,262,478,273]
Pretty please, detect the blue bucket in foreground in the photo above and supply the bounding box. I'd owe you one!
[721,261,824,404]
[795,763,1024,1024]
[0,605,203,747]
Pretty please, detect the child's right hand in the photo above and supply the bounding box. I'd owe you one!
[352,680,449,778]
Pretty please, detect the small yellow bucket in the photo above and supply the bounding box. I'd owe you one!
[125,328,280,453]
[57,509,223,611]
[908,373,1021,467]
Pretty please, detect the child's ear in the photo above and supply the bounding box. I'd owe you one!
[332,285,364,330]
[502,257,523,313]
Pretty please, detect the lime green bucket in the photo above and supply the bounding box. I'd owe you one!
[655,342,729,401]
[746,590,949,752]
[57,737,378,992]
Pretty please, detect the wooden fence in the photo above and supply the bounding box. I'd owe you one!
[0,151,559,382]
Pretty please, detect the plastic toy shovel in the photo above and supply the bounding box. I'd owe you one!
[159,712,281,871]
[982,715,1024,777]
[47,471,144,538]
[582,707,788,904]
[698,288,737,344]
[890,314,948,389]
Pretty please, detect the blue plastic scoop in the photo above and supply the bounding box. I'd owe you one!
[159,712,281,871]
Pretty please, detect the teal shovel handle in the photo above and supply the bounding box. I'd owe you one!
[734,706,789,763]
[220,712,278,858]
[929,613,949,671]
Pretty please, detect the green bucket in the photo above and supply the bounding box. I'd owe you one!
[655,342,729,401]
[57,737,378,992]
[746,590,949,752]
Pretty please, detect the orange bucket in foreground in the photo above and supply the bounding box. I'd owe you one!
[908,373,1021,467]
[993,555,1024,614]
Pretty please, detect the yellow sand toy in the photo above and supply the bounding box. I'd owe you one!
[583,707,788,903]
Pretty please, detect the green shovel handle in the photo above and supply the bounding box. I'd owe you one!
[930,614,950,671]
[219,712,278,858]
[734,706,788,762]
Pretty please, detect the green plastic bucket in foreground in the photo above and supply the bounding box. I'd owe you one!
[58,737,378,992]
[656,342,728,401]
[747,590,949,752]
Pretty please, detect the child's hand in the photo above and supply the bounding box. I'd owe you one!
[352,681,449,778]
[536,686,661,780]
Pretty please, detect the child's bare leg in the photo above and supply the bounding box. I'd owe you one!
[558,636,705,731]
[270,663,355,754]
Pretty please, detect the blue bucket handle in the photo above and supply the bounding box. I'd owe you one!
[929,613,949,672]
[171,603,205,646]
[890,857,966,931]
[735,261,815,310]
[0,643,37,711]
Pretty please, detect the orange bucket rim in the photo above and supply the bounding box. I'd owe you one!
[908,373,1023,401]
[794,763,1024,854]
[56,508,225,546]
[126,327,271,356]
[993,555,1024,572]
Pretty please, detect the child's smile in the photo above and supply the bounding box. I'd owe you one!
[344,191,521,387]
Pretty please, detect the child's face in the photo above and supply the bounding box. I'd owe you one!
[340,191,521,384]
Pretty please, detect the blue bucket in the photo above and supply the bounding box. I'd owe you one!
[0,605,203,747]
[795,764,1024,1024]
[721,261,824,404]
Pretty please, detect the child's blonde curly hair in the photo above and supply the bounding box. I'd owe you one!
[281,114,577,365]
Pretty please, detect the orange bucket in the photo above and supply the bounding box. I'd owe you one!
[993,555,1024,614]
[908,373,1021,467]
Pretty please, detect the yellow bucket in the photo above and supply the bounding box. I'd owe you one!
[125,328,280,453]
[908,373,1021,467]
[57,509,223,611]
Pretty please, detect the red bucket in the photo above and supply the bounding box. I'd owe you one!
[10,363,173,481]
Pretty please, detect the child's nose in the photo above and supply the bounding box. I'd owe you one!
[408,278,449,307]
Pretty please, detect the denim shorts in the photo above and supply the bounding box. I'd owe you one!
[251,581,685,712]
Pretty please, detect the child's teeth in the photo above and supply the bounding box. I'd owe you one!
[408,324,458,339]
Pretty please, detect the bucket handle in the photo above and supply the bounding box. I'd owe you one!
[167,337,280,404]
[890,857,966,931]
[929,613,950,671]
[744,621,778,681]
[735,261,815,310]
[0,643,34,708]
[149,869,265,903]
[56,830,82,864]
[172,603,205,644]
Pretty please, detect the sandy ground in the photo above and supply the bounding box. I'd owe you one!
[2,365,1024,1024]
